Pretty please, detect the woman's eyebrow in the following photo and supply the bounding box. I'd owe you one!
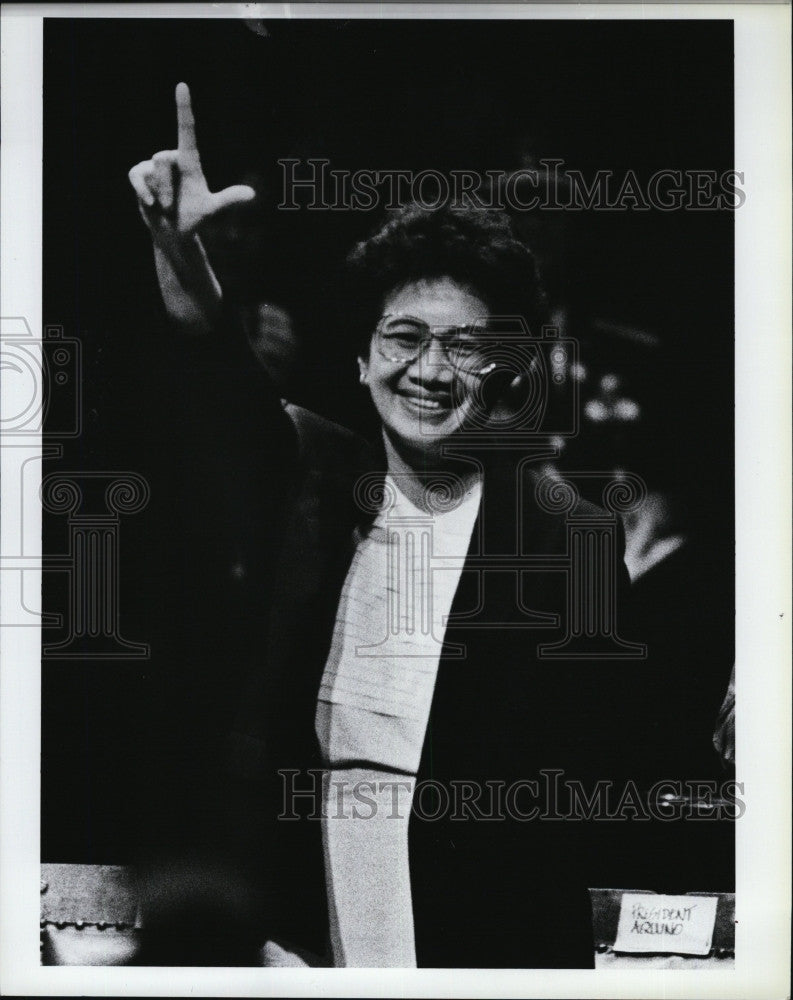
[390,315,478,328]
[388,314,427,325]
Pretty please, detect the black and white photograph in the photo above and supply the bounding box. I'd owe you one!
[0,3,790,996]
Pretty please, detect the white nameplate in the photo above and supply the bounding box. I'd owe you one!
[613,893,718,956]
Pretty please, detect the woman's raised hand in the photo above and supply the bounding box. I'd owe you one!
[128,83,255,239]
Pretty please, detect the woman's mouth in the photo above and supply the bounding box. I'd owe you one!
[398,392,453,415]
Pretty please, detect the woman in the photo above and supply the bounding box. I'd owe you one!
[129,84,635,969]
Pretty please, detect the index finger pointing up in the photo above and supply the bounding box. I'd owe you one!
[176,82,199,160]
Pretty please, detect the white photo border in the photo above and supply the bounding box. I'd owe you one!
[1,2,790,997]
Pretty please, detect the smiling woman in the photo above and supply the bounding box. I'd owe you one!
[360,278,494,472]
[128,83,637,969]
[346,205,549,499]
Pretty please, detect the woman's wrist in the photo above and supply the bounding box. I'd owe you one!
[152,233,222,333]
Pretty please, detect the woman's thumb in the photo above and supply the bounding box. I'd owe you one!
[211,185,256,212]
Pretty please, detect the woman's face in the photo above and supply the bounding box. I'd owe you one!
[359,277,491,465]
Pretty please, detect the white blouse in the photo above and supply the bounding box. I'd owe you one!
[315,474,481,966]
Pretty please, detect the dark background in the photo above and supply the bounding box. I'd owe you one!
[42,17,734,864]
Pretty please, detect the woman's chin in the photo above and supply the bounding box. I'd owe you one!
[385,425,464,469]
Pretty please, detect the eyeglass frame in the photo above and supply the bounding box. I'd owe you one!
[372,313,499,376]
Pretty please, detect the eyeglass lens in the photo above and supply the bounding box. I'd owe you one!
[377,316,492,373]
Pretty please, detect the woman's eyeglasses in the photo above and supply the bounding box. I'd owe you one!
[374,314,497,376]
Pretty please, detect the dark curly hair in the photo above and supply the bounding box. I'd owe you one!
[342,205,548,354]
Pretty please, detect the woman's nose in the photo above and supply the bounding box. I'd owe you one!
[407,339,452,382]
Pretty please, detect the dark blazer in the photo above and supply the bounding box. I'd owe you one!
[225,395,649,968]
[154,315,731,968]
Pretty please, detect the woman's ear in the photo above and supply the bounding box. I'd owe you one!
[357,356,369,385]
